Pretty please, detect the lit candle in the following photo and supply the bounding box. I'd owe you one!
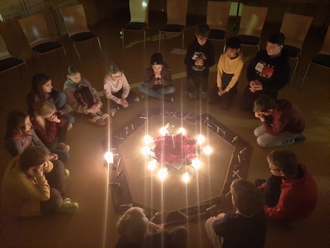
[104,151,114,164]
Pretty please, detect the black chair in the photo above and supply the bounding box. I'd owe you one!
[300,26,330,89]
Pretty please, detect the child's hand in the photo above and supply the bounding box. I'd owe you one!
[154,72,162,78]
[218,88,226,96]
[121,99,129,108]
[195,59,204,66]
[49,153,58,160]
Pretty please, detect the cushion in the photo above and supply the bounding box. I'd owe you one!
[237,35,260,45]
[123,22,148,30]
[312,54,330,67]
[0,57,24,72]
[284,45,301,58]
[33,42,63,54]
[71,32,97,42]
[209,29,226,40]
[160,24,185,33]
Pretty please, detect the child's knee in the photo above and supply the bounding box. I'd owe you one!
[256,137,268,147]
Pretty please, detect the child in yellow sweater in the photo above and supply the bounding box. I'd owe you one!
[208,37,243,109]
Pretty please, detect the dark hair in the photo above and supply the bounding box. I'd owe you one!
[231,179,265,216]
[268,32,285,46]
[5,110,30,139]
[253,94,276,112]
[226,36,241,50]
[267,150,299,175]
[68,65,80,76]
[26,73,51,109]
[19,146,49,172]
[117,207,147,242]
[108,63,122,75]
[196,24,210,38]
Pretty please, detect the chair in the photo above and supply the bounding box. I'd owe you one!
[18,13,66,71]
[0,33,28,75]
[280,13,313,85]
[206,1,231,52]
[237,6,268,51]
[159,0,188,54]
[122,0,149,53]
[300,25,330,89]
[60,4,103,66]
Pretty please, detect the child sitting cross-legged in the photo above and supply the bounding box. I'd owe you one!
[64,65,110,126]
[205,179,266,248]
[104,63,139,117]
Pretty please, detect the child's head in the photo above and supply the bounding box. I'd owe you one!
[19,146,49,174]
[230,179,265,216]
[108,63,123,81]
[67,65,81,84]
[225,36,241,59]
[150,53,164,73]
[31,73,52,96]
[117,207,148,242]
[266,32,285,57]
[5,110,31,138]
[33,100,56,119]
[195,24,210,46]
[253,94,276,115]
[267,150,299,177]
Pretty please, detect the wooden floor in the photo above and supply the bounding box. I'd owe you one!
[1,9,330,248]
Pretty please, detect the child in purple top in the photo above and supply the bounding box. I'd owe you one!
[26,73,74,128]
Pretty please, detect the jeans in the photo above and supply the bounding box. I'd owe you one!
[205,217,223,248]
[53,91,75,124]
[138,85,175,99]
[254,125,300,147]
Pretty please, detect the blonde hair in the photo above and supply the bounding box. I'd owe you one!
[230,179,265,216]
[33,100,56,129]
[116,207,148,242]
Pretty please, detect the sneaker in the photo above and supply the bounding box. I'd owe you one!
[294,134,306,142]
[63,198,71,203]
[57,201,79,214]
[64,169,70,179]
[110,108,117,117]
[188,92,197,100]
[89,116,106,126]
[67,123,73,131]
[57,143,70,153]
[134,97,140,102]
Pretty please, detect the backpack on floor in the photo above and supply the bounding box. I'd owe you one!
[74,84,97,108]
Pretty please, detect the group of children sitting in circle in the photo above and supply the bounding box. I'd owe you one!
[1,23,315,247]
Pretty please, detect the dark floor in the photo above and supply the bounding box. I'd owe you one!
[1,8,330,248]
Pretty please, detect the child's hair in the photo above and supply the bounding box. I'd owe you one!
[108,63,122,75]
[33,100,56,129]
[267,32,285,46]
[5,110,30,139]
[117,207,148,242]
[230,179,265,216]
[19,146,49,172]
[253,94,276,112]
[226,36,241,50]
[267,150,299,175]
[67,65,80,76]
[196,24,210,38]
[26,73,51,104]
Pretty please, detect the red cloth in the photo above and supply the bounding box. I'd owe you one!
[261,164,318,220]
[153,134,197,165]
[263,99,305,135]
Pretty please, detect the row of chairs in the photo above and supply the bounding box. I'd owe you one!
[1,1,329,88]
[121,0,330,88]
[0,3,102,75]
